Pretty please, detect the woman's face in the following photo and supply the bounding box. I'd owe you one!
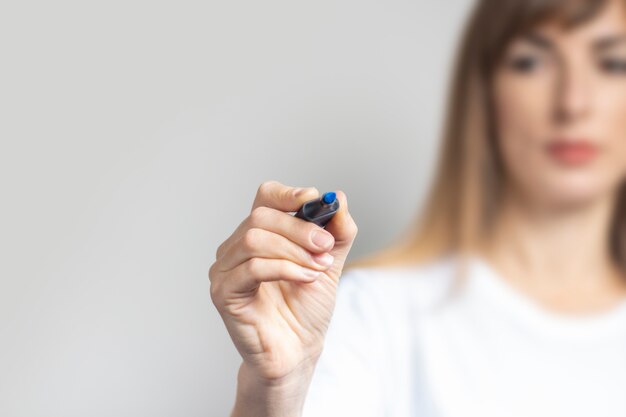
[492,0,626,209]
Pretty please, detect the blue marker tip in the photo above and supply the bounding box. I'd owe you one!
[322,192,336,204]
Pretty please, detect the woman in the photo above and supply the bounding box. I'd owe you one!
[209,0,626,415]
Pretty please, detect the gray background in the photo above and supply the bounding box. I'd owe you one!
[0,0,473,415]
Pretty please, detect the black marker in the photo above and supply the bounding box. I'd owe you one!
[293,191,340,228]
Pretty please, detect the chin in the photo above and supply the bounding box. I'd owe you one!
[539,172,612,209]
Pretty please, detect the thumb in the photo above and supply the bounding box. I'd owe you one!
[323,190,358,246]
[322,190,359,279]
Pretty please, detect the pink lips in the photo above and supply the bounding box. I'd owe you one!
[546,139,598,165]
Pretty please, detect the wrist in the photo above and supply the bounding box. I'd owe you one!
[231,359,319,417]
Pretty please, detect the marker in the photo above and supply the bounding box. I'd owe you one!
[293,191,340,228]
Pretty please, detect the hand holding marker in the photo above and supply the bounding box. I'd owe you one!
[209,181,358,396]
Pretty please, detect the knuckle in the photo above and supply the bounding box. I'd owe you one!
[242,227,262,251]
[209,279,218,299]
[258,180,278,196]
[246,257,262,275]
[249,206,269,226]
[215,241,226,259]
[208,261,221,281]
[208,267,222,299]
[209,281,222,308]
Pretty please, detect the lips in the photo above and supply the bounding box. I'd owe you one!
[546,139,598,165]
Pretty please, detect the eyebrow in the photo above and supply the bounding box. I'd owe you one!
[521,31,626,52]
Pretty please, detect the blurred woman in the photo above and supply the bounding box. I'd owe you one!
[210,0,626,415]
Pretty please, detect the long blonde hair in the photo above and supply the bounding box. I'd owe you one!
[344,0,626,278]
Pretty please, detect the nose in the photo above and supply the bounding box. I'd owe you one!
[553,60,592,123]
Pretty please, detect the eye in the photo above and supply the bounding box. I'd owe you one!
[599,57,626,74]
[507,55,541,73]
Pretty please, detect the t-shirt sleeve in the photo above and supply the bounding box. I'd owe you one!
[301,268,386,417]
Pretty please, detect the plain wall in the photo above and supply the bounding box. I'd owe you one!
[0,0,474,415]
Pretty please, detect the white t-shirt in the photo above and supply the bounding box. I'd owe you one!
[301,253,626,417]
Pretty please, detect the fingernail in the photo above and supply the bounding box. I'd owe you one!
[312,253,334,267]
[301,266,321,278]
[311,230,333,249]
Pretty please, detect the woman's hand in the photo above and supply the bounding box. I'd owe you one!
[209,180,359,384]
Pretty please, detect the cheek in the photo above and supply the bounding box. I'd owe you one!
[494,75,551,129]
[596,84,626,181]
[492,74,552,181]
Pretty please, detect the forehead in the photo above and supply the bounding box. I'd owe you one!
[532,0,626,42]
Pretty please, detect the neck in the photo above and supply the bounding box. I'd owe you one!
[478,184,625,312]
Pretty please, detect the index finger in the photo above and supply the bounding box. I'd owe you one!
[251,180,319,212]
